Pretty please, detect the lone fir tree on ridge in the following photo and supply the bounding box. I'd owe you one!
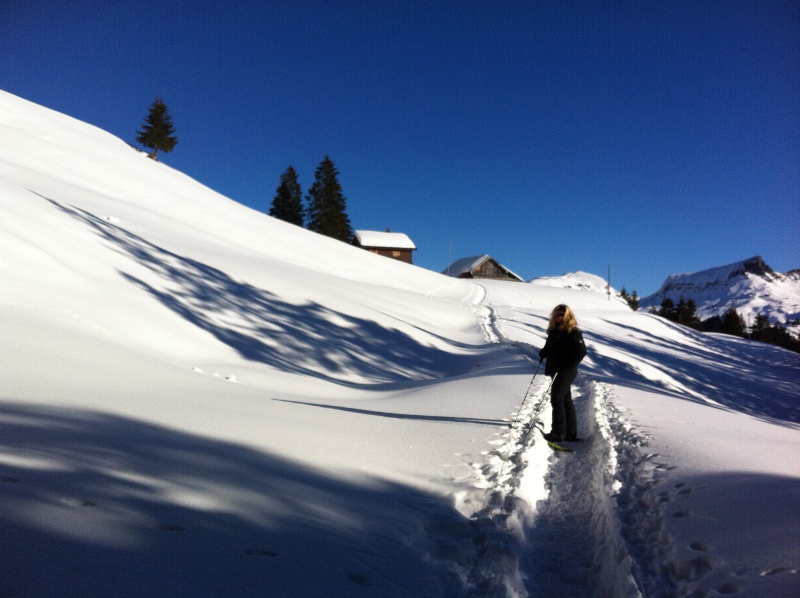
[136,97,178,161]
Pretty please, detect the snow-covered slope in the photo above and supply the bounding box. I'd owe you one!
[640,256,800,332]
[2,90,799,598]
[529,271,626,301]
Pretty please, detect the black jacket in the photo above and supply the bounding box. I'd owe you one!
[538,327,587,376]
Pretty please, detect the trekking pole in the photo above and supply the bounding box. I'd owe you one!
[526,371,557,435]
[509,359,542,428]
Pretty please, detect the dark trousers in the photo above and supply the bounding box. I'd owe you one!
[550,366,577,438]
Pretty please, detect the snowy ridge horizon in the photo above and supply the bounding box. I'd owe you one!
[639,255,800,330]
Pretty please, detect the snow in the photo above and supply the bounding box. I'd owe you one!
[529,271,615,296]
[640,257,800,333]
[443,255,524,282]
[1,88,799,597]
[354,230,417,250]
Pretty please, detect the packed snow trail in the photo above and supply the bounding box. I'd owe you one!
[520,380,641,598]
[460,282,643,597]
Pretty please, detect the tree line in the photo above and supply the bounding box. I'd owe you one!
[135,97,354,244]
[651,296,800,353]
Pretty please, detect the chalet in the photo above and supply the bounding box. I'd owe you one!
[353,230,417,264]
[442,255,523,282]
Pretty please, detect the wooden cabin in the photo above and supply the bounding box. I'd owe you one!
[353,230,417,264]
[443,255,523,281]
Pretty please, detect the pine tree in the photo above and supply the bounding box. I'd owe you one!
[136,97,178,160]
[748,314,800,353]
[676,297,701,329]
[619,287,640,311]
[269,166,304,226]
[658,297,676,321]
[629,290,640,311]
[305,155,354,243]
[721,308,746,337]
[752,314,771,333]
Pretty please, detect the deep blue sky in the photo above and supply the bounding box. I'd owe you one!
[3,1,798,294]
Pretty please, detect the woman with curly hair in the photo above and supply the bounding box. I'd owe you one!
[538,304,587,442]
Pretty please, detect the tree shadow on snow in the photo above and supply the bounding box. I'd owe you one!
[0,403,469,598]
[583,317,800,426]
[36,194,482,386]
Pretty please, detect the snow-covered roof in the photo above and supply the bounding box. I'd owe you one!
[354,230,416,250]
[442,254,524,281]
[443,255,492,277]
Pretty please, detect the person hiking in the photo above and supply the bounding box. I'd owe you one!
[538,304,587,442]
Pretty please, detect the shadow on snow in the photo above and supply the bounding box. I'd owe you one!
[0,403,466,598]
[273,399,505,427]
[38,194,484,387]
[584,316,800,426]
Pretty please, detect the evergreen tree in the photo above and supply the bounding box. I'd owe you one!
[700,314,724,333]
[752,314,771,334]
[619,287,640,311]
[136,97,178,160]
[305,155,354,242]
[720,308,746,337]
[658,297,676,321]
[629,290,640,311]
[676,297,701,329]
[269,166,304,226]
[749,314,800,353]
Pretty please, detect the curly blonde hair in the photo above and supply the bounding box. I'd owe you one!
[547,304,578,333]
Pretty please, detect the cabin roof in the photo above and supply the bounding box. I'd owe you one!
[354,230,416,250]
[443,254,524,281]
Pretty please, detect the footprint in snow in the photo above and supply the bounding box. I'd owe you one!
[244,548,279,557]
[716,580,745,594]
[347,572,372,586]
[62,498,97,507]
[158,523,186,532]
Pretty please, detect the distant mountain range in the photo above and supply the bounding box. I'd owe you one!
[638,256,800,332]
[529,257,799,336]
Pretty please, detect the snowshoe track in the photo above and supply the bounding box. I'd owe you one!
[446,282,677,597]
[520,379,642,598]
